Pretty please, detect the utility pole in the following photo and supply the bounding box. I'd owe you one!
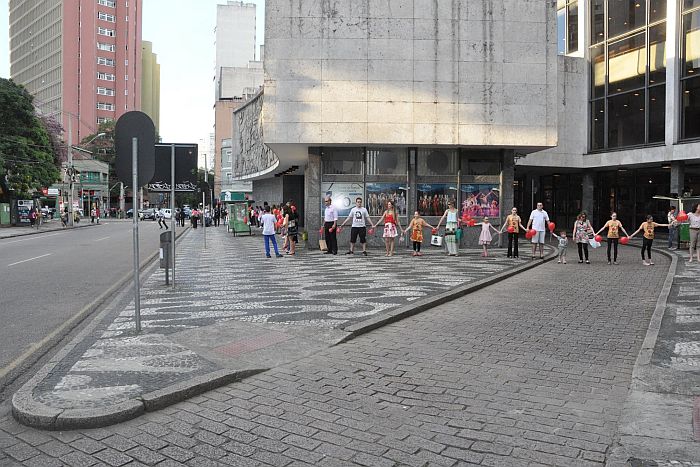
[68,119,74,227]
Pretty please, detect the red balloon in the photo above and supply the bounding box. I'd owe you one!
[529,229,536,237]
[243,217,248,224]
[548,222,556,232]
[594,235,602,242]
[677,211,688,222]
[468,219,477,227]
[337,227,343,234]
[620,236,629,245]
[507,226,515,233]
[318,227,324,234]
[368,228,375,235]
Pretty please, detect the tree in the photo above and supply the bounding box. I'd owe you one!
[0,78,61,196]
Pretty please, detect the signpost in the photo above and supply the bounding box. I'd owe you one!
[115,112,156,333]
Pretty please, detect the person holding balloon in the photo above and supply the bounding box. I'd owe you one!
[435,201,461,256]
[500,207,527,258]
[526,202,550,260]
[473,216,501,257]
[573,212,596,264]
[629,215,670,266]
[372,200,403,257]
[595,212,629,265]
[551,230,568,264]
[407,211,434,256]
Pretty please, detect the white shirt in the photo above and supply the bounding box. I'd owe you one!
[529,209,549,231]
[349,207,370,228]
[261,213,277,235]
[689,212,700,229]
[324,205,338,222]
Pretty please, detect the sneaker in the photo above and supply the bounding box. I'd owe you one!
[643,260,650,266]
[585,260,590,264]
[613,261,618,265]
[649,260,654,265]
[276,254,284,258]
[362,251,368,256]
[557,260,561,263]
[607,261,611,265]
[266,255,271,258]
[578,260,583,264]
[345,251,354,255]
[562,260,567,264]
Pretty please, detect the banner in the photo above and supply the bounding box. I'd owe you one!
[147,144,198,192]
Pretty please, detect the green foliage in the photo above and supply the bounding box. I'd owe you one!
[0,78,61,196]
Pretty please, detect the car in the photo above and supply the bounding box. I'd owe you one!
[40,207,55,219]
[139,208,156,220]
[126,209,134,218]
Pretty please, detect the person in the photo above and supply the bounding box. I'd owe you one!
[552,230,568,264]
[191,208,198,229]
[630,215,669,266]
[595,212,629,265]
[323,197,338,255]
[407,211,433,257]
[95,206,101,224]
[373,200,403,257]
[214,205,221,227]
[29,207,36,228]
[689,204,700,263]
[90,204,96,223]
[260,205,283,258]
[500,207,526,258]
[61,207,68,228]
[526,202,550,259]
[573,212,595,264]
[157,208,169,229]
[475,216,500,257]
[283,203,300,255]
[340,197,372,256]
[435,201,460,256]
[667,206,679,250]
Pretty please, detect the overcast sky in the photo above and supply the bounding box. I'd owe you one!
[0,0,265,168]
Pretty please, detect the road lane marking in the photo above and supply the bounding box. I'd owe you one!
[95,236,111,242]
[0,233,63,245]
[8,253,52,267]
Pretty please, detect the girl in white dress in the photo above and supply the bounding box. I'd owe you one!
[476,217,500,257]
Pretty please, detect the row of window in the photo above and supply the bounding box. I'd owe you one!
[97,27,115,37]
[98,0,116,7]
[97,57,129,67]
[98,42,115,52]
[98,12,115,23]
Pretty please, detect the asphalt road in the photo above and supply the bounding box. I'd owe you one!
[0,219,172,373]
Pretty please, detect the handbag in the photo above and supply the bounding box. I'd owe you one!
[319,239,328,251]
[588,238,601,248]
[431,235,443,247]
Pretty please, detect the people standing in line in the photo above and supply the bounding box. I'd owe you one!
[595,212,629,265]
[526,202,550,259]
[573,212,595,264]
[688,204,700,263]
[260,205,283,258]
[667,206,679,250]
[407,211,433,257]
[340,197,372,256]
[435,201,460,256]
[283,203,300,256]
[475,216,500,257]
[323,197,338,255]
[500,207,526,258]
[551,230,568,264]
[373,200,403,257]
[629,215,669,266]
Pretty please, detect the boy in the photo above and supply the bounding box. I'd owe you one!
[552,230,568,264]
[260,205,283,258]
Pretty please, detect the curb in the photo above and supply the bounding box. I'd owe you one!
[0,222,100,239]
[3,227,190,392]
[13,241,556,430]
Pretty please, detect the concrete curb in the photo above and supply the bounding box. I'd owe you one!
[13,241,556,430]
[0,222,100,239]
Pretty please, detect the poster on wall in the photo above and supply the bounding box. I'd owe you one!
[417,184,457,216]
[460,184,500,218]
[17,199,33,223]
[365,183,408,217]
[321,182,364,218]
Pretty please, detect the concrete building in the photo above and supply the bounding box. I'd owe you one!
[141,41,160,133]
[9,0,142,142]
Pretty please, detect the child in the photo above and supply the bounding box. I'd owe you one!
[476,216,500,257]
[407,211,434,256]
[260,206,284,258]
[629,215,669,266]
[552,230,568,264]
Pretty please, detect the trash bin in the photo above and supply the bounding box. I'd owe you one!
[680,223,690,243]
[160,231,172,269]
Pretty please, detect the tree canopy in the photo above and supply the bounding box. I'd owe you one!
[0,78,61,196]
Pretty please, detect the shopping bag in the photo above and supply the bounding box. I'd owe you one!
[431,235,443,247]
[455,228,463,241]
[588,238,601,248]
[319,239,328,251]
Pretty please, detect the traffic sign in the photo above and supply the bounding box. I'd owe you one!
[114,111,156,187]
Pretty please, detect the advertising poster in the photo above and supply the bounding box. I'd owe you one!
[321,182,364,218]
[417,184,457,216]
[17,200,33,223]
[460,184,500,218]
[365,183,408,217]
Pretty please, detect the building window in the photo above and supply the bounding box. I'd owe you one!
[557,0,579,54]
[97,27,115,37]
[97,102,115,111]
[97,57,115,66]
[97,42,115,52]
[681,2,700,140]
[589,0,666,151]
[322,147,363,175]
[98,0,116,7]
[97,72,115,81]
[97,87,115,96]
[98,12,116,22]
[97,117,113,124]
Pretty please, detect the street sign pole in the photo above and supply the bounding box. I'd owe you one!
[203,190,207,249]
[170,144,176,288]
[132,137,141,333]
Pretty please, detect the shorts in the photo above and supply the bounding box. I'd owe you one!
[351,226,367,244]
[531,231,546,243]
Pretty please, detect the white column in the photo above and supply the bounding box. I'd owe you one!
[665,0,680,147]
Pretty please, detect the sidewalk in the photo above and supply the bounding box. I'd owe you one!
[11,226,550,431]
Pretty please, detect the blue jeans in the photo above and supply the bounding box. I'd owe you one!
[264,234,280,256]
[668,226,677,248]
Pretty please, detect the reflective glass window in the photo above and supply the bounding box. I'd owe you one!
[649,22,666,84]
[608,0,647,39]
[591,100,606,150]
[608,91,646,148]
[608,32,646,94]
[322,148,363,175]
[682,77,700,140]
[591,0,606,44]
[417,149,458,176]
[567,1,579,53]
[648,85,666,143]
[366,148,407,176]
[685,0,700,11]
[683,10,700,78]
[558,7,566,54]
[649,0,666,23]
[591,44,605,98]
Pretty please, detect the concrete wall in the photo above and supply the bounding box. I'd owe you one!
[216,1,257,69]
[219,64,264,99]
[252,177,284,207]
[232,91,280,179]
[263,0,558,151]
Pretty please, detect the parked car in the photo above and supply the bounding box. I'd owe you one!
[126,209,134,218]
[139,208,156,220]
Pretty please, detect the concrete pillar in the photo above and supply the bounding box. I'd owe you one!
[304,149,322,246]
[500,150,515,226]
[671,162,685,198]
[407,149,417,217]
[582,172,595,217]
[665,0,680,146]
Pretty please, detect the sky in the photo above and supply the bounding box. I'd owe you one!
[0,0,265,168]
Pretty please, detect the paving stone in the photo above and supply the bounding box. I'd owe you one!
[124,445,166,465]
[92,448,133,466]
[23,454,64,467]
[70,438,107,455]
[4,441,41,461]
[37,440,74,458]
[16,430,52,447]
[59,450,100,467]
[159,445,195,463]
[101,435,138,453]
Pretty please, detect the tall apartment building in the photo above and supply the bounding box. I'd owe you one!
[141,40,160,134]
[9,0,142,143]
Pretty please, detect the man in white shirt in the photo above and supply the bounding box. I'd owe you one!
[340,197,372,256]
[526,202,550,259]
[323,197,338,255]
[260,205,283,258]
